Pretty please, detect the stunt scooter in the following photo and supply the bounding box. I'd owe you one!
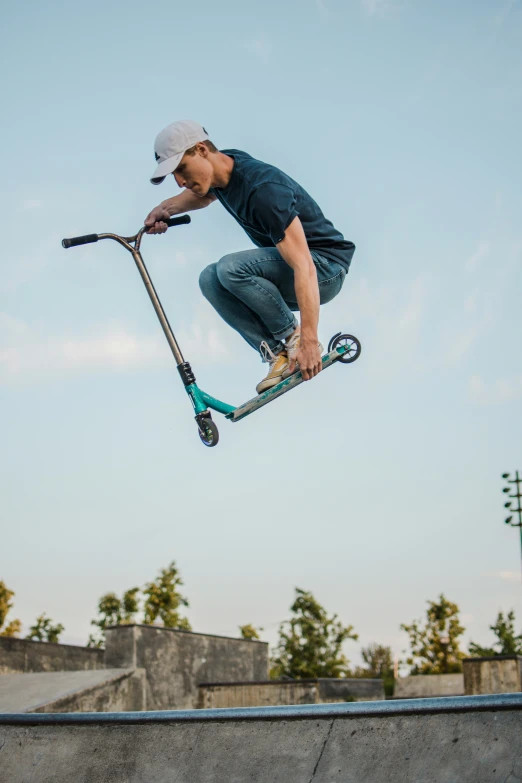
[62,216,361,447]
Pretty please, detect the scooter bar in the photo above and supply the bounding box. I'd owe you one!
[61,214,191,249]
[62,233,99,249]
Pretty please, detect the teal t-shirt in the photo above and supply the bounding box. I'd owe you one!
[209,149,355,270]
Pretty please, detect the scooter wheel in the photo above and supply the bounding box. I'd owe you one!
[330,333,361,364]
[198,418,219,447]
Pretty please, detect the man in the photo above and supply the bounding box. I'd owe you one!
[145,120,355,394]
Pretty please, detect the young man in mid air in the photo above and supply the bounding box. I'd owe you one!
[145,120,355,394]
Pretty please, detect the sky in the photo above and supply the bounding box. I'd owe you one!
[1,0,522,669]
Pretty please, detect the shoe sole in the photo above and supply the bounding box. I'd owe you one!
[256,374,285,394]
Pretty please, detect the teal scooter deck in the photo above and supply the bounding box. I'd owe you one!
[226,345,349,422]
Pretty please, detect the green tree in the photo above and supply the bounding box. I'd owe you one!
[0,580,22,638]
[352,643,395,696]
[27,613,64,643]
[270,588,358,679]
[88,588,139,648]
[401,594,465,674]
[239,623,262,640]
[142,562,191,630]
[469,610,522,657]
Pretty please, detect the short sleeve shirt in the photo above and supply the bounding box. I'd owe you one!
[209,149,355,270]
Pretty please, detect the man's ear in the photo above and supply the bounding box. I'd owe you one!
[196,142,209,157]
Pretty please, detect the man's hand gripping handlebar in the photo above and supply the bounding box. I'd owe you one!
[62,215,191,249]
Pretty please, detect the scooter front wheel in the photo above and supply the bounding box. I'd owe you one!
[198,417,219,447]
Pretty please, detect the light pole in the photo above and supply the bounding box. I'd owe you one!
[502,471,522,585]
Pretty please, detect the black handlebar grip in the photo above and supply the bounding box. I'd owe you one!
[62,234,99,249]
[166,215,191,227]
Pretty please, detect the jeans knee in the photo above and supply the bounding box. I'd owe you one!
[216,253,242,288]
[199,263,218,301]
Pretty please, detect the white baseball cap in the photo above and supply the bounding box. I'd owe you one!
[150,120,210,185]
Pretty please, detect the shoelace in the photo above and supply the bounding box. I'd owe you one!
[259,341,281,365]
[285,332,300,356]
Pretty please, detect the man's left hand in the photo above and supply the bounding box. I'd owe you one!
[289,339,322,381]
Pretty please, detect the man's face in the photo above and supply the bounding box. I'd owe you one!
[172,145,213,197]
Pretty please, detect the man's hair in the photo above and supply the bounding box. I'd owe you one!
[185,140,218,155]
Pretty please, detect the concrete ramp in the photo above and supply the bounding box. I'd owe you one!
[0,668,145,713]
[0,693,521,782]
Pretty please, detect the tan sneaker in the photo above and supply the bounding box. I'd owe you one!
[256,342,289,394]
[282,331,323,378]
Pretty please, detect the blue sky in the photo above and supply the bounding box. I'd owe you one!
[1,0,522,667]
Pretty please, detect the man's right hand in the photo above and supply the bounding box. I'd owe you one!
[144,205,170,234]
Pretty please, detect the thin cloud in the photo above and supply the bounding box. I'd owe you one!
[362,0,402,18]
[494,0,520,27]
[22,199,43,210]
[0,308,232,385]
[469,374,522,405]
[1,234,61,293]
[465,240,490,272]
[496,571,521,584]
[327,275,426,380]
[241,34,272,63]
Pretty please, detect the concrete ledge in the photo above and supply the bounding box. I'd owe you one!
[393,673,464,699]
[1,692,521,724]
[0,636,104,675]
[1,693,521,783]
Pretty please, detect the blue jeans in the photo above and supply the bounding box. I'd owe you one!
[199,247,350,355]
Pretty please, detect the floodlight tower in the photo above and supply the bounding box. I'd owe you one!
[502,471,522,586]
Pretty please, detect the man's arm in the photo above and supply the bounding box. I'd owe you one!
[276,216,322,381]
[145,190,217,234]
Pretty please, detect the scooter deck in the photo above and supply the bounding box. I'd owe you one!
[226,346,348,423]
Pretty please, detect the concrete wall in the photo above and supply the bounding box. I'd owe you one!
[199,680,318,708]
[318,678,384,702]
[105,624,269,710]
[0,693,520,783]
[393,673,464,699]
[199,678,385,709]
[464,656,522,695]
[0,637,104,675]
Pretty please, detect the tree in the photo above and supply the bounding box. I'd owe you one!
[351,643,395,696]
[270,588,358,679]
[0,580,22,638]
[88,588,139,648]
[142,561,191,630]
[401,594,465,674]
[87,561,191,647]
[27,613,64,643]
[469,610,522,657]
[239,624,262,640]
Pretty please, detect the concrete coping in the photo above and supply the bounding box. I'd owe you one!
[198,678,381,686]
[1,693,521,725]
[463,655,522,662]
[0,638,103,654]
[105,624,268,645]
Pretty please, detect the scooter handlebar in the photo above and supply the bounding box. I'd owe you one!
[62,214,191,249]
[62,215,190,249]
[165,214,191,227]
[62,234,99,249]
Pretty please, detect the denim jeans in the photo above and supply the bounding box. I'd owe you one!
[199,247,350,356]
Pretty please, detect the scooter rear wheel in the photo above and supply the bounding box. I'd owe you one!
[329,333,361,364]
[198,418,219,447]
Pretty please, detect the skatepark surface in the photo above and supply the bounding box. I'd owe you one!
[0,693,521,782]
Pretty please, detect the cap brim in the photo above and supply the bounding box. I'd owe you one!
[150,152,183,185]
